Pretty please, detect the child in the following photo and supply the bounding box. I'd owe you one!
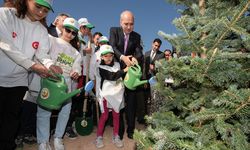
[30,17,82,150]
[0,0,59,149]
[94,45,128,149]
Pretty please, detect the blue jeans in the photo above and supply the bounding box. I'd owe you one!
[36,100,72,144]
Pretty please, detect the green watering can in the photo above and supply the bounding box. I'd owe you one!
[37,74,81,110]
[124,64,148,90]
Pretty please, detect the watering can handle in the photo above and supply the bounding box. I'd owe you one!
[46,73,63,82]
[130,64,141,72]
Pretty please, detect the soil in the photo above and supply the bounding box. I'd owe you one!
[23,123,145,150]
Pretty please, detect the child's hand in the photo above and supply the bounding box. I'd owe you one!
[49,65,63,74]
[70,72,79,80]
[149,64,154,71]
[31,63,50,78]
[123,66,129,72]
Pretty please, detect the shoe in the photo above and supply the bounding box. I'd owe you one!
[54,137,64,150]
[112,135,124,148]
[23,134,37,144]
[65,127,78,139]
[137,119,146,125]
[15,136,23,149]
[94,136,104,148]
[127,133,133,139]
[38,142,52,150]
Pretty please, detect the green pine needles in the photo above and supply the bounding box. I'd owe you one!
[134,0,250,149]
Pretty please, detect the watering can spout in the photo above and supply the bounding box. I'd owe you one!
[133,79,148,87]
[63,89,81,101]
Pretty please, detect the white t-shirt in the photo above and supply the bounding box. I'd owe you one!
[0,8,53,87]
[29,36,82,93]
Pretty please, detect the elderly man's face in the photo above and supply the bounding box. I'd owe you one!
[120,13,134,34]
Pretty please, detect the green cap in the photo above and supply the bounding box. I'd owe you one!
[100,45,114,55]
[78,18,95,29]
[35,0,54,12]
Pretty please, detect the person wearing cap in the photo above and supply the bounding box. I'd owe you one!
[0,0,60,149]
[94,45,128,149]
[48,13,70,37]
[89,36,110,81]
[78,17,95,54]
[77,17,95,79]
[70,18,95,133]
[31,17,82,150]
[109,10,143,140]
[89,35,108,82]
[89,36,109,103]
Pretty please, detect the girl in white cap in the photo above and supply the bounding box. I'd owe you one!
[0,0,60,149]
[30,17,82,150]
[94,45,128,149]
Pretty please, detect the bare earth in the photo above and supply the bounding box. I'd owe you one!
[23,123,145,150]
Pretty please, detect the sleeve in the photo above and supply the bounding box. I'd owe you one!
[0,8,34,69]
[133,34,143,64]
[89,53,97,80]
[99,67,125,81]
[72,52,82,75]
[34,29,54,68]
[109,27,123,60]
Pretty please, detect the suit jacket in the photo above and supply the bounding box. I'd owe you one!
[144,50,164,79]
[109,27,143,69]
[47,24,59,37]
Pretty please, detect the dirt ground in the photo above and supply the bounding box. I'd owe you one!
[23,123,145,150]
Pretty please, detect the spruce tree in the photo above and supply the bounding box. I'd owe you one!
[134,0,250,149]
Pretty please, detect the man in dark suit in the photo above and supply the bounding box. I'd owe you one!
[47,13,69,37]
[144,38,164,79]
[109,10,143,139]
[143,38,164,115]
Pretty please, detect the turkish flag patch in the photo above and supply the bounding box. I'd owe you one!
[12,32,17,38]
[32,41,39,50]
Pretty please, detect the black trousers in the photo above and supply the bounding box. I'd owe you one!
[18,101,37,137]
[0,86,27,150]
[119,88,138,139]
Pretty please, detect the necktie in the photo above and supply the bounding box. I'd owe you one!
[151,51,156,61]
[124,34,129,53]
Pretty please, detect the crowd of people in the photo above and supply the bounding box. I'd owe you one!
[0,0,176,150]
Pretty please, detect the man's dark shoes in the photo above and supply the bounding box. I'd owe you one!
[137,119,146,125]
[65,127,78,139]
[127,133,133,139]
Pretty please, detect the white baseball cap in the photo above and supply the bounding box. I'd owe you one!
[63,18,79,32]
[35,0,54,12]
[100,45,114,55]
[78,18,95,29]
[98,36,109,43]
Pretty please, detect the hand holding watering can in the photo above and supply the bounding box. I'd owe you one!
[124,63,157,90]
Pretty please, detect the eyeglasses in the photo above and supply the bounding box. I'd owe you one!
[65,28,77,37]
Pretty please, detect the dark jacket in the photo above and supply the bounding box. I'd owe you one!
[109,27,143,69]
[47,24,59,37]
[144,50,164,79]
